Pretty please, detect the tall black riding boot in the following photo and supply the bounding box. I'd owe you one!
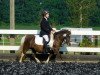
[43,39,50,53]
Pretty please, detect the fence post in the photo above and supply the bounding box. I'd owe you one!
[2,35,5,53]
[10,34,15,53]
[10,0,15,53]
[94,35,98,47]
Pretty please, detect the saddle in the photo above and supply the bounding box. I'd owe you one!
[35,34,54,48]
[35,35,44,45]
[35,35,51,53]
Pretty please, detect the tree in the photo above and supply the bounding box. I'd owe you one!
[42,0,70,25]
[0,0,10,22]
[79,35,94,55]
[89,0,100,26]
[79,36,94,47]
[0,0,100,28]
[10,0,15,29]
[0,0,1,21]
[66,0,97,27]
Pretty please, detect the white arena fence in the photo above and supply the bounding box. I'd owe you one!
[0,29,100,53]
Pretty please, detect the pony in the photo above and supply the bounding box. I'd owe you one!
[18,29,71,63]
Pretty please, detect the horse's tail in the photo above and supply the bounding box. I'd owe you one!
[17,44,23,54]
[16,35,26,60]
[17,35,26,52]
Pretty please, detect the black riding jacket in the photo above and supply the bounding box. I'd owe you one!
[40,18,52,37]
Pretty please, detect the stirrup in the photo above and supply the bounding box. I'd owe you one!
[45,46,51,53]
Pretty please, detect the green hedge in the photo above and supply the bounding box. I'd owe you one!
[0,0,100,27]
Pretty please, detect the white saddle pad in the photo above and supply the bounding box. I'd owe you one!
[35,35,43,45]
[35,35,54,47]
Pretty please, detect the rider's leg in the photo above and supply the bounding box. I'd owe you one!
[43,35,49,52]
[43,35,49,43]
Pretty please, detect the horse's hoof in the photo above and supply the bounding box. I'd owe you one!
[37,61,41,63]
[45,62,48,64]
[36,61,41,63]
[19,61,22,63]
[19,60,23,63]
[45,61,49,64]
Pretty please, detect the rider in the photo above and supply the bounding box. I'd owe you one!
[40,10,55,52]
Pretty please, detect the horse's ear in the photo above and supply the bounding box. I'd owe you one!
[67,30,71,35]
[63,34,66,37]
[52,28,57,31]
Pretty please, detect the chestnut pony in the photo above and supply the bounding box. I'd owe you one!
[18,29,71,63]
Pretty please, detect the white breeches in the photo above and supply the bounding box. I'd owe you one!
[43,35,49,42]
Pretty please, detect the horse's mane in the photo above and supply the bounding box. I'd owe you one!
[54,29,70,39]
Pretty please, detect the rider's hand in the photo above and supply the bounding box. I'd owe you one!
[51,28,56,34]
[51,30,55,34]
[52,30,56,32]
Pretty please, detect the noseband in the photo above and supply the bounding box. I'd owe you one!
[62,36,67,45]
[62,33,71,45]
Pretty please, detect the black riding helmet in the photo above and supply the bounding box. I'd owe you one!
[42,10,49,17]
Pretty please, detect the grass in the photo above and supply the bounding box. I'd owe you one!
[92,27,100,30]
[0,22,100,30]
[0,22,40,30]
[0,35,24,45]
[0,23,71,30]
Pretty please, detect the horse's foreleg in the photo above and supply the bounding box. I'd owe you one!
[59,53,63,61]
[54,49,63,61]
[45,54,52,63]
[33,54,41,63]
[57,52,63,61]
[19,52,25,63]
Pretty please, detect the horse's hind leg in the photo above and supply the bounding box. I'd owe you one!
[31,48,41,63]
[45,54,52,63]
[33,54,41,63]
[19,52,25,63]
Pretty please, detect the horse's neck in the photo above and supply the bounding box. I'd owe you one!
[57,35,64,44]
[50,33,54,40]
